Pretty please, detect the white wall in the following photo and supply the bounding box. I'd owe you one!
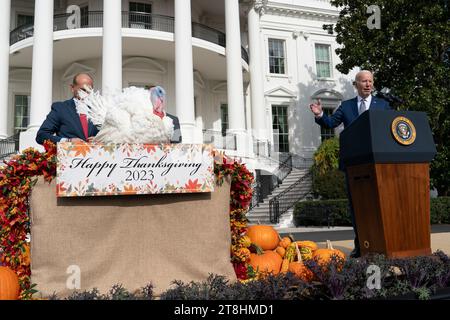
[260,4,356,158]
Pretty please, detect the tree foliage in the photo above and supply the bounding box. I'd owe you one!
[312,138,346,199]
[328,0,450,195]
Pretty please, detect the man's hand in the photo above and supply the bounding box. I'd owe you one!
[70,138,84,143]
[309,99,323,116]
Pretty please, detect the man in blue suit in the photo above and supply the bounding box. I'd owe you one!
[309,70,391,258]
[36,73,99,145]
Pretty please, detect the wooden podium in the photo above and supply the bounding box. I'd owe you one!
[340,110,436,258]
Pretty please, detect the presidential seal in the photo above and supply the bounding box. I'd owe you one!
[391,116,416,145]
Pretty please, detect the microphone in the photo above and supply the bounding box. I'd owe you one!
[375,88,404,105]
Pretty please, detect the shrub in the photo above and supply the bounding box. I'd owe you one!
[313,137,339,174]
[294,197,450,227]
[312,167,347,200]
[44,251,450,300]
[293,199,351,227]
[431,197,450,224]
[311,138,346,199]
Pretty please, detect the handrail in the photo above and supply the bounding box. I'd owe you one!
[257,152,313,171]
[0,133,20,160]
[276,153,292,180]
[10,11,249,63]
[268,170,313,224]
[249,152,313,211]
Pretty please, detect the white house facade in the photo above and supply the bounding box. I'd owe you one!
[1,0,359,173]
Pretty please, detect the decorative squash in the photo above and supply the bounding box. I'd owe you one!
[275,246,286,258]
[20,244,31,266]
[249,250,283,275]
[288,243,313,282]
[239,235,252,248]
[280,242,297,274]
[237,247,251,261]
[0,266,20,300]
[312,240,346,269]
[296,240,318,252]
[246,225,279,250]
[278,236,293,249]
[299,246,314,261]
[284,242,297,262]
[280,258,290,273]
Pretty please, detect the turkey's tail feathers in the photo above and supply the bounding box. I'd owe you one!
[76,88,109,127]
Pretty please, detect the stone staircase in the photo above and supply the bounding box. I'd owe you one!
[247,168,312,226]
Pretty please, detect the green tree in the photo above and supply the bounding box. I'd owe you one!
[328,0,450,195]
[311,138,347,199]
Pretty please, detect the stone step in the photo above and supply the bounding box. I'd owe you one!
[268,188,311,198]
[248,206,270,211]
[271,183,312,191]
[248,214,269,219]
[248,215,292,226]
[249,166,312,217]
[269,184,312,194]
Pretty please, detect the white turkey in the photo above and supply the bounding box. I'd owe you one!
[75,86,174,144]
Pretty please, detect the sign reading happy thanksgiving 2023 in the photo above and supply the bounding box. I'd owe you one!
[56,142,215,197]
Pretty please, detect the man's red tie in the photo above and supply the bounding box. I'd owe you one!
[79,114,89,140]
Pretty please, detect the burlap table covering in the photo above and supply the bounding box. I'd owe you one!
[30,177,236,297]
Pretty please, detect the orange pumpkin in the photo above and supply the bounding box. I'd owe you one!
[249,250,283,275]
[288,243,313,282]
[288,262,314,281]
[246,225,279,250]
[0,266,20,300]
[312,240,346,269]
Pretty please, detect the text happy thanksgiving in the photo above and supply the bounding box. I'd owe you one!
[69,155,202,177]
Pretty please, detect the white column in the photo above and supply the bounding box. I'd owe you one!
[20,0,54,151]
[174,0,196,143]
[28,0,54,131]
[102,0,122,94]
[0,0,11,139]
[248,6,266,142]
[225,0,247,154]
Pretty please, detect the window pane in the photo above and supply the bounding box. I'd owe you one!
[129,2,152,29]
[130,2,151,13]
[17,14,34,27]
[272,105,289,152]
[315,44,331,78]
[320,107,336,141]
[221,104,228,136]
[14,95,30,134]
[268,39,286,74]
[80,6,89,27]
[317,62,331,78]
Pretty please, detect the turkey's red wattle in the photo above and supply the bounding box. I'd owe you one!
[153,110,164,119]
